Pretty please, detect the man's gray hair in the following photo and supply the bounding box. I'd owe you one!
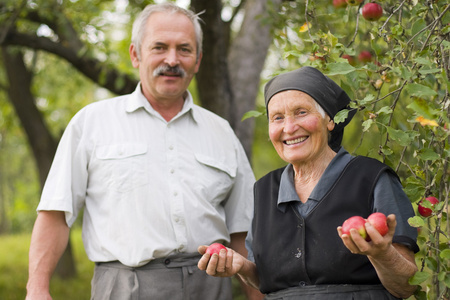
[131,3,203,61]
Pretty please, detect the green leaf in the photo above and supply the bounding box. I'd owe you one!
[404,182,425,203]
[425,257,438,272]
[407,98,438,120]
[376,106,393,115]
[359,94,375,106]
[444,273,450,289]
[419,68,441,75]
[325,31,338,47]
[325,62,356,76]
[242,110,264,121]
[381,146,393,156]
[405,83,438,98]
[409,271,430,285]
[417,148,440,162]
[386,127,414,146]
[362,119,373,132]
[440,249,450,259]
[399,66,414,81]
[413,56,433,67]
[408,216,425,228]
[334,109,349,124]
[411,19,427,38]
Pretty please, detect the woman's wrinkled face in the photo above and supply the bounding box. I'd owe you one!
[267,90,335,166]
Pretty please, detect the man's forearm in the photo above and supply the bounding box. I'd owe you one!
[26,211,70,297]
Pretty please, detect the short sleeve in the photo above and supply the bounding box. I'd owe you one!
[373,172,419,253]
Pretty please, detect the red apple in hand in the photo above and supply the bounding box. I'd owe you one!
[341,216,367,240]
[205,243,227,255]
[367,212,388,237]
[418,196,439,217]
[362,2,383,21]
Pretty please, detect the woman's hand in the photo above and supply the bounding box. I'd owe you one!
[337,214,396,257]
[337,214,418,299]
[197,245,245,277]
[197,244,261,291]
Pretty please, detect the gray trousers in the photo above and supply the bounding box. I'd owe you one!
[264,284,400,300]
[91,253,232,300]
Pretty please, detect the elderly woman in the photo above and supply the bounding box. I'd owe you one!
[198,66,419,299]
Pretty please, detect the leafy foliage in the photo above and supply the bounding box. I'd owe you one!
[263,1,449,299]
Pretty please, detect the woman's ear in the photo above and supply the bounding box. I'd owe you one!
[327,118,335,131]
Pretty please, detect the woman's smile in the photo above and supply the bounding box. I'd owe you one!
[284,136,308,145]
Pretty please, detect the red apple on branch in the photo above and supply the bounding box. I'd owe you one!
[205,243,227,255]
[362,2,383,21]
[342,54,356,66]
[358,50,372,63]
[345,0,363,6]
[333,0,347,8]
[418,196,439,217]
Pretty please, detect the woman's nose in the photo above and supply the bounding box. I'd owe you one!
[283,116,299,134]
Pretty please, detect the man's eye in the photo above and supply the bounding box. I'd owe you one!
[152,46,165,52]
[179,47,193,55]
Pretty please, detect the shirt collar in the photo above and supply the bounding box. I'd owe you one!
[277,147,353,213]
[126,83,198,123]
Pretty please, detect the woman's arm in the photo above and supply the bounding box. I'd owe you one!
[338,214,418,299]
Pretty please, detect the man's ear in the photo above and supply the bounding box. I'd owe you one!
[129,44,140,68]
[194,51,203,73]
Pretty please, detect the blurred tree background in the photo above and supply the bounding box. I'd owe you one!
[0,0,449,299]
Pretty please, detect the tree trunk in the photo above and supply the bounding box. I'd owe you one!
[1,47,76,278]
[190,0,233,121]
[191,0,281,161]
[228,0,282,160]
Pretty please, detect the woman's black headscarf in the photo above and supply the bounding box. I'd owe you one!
[264,66,356,152]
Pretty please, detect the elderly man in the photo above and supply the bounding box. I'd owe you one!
[26,3,260,299]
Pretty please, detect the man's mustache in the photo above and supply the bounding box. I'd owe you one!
[153,65,186,78]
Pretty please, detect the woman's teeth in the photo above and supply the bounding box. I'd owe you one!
[285,137,307,145]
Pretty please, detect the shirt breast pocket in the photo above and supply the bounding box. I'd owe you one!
[95,144,148,193]
[194,153,237,205]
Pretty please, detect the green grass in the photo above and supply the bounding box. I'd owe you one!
[0,229,93,300]
[0,230,247,299]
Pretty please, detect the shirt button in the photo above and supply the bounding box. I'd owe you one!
[164,259,170,265]
[169,145,174,150]
[299,281,306,286]
[170,169,175,174]
[173,191,178,196]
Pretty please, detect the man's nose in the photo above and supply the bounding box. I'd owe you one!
[164,48,179,67]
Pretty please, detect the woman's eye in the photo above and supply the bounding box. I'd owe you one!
[270,115,282,122]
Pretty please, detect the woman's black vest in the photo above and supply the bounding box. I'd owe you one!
[252,156,397,294]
